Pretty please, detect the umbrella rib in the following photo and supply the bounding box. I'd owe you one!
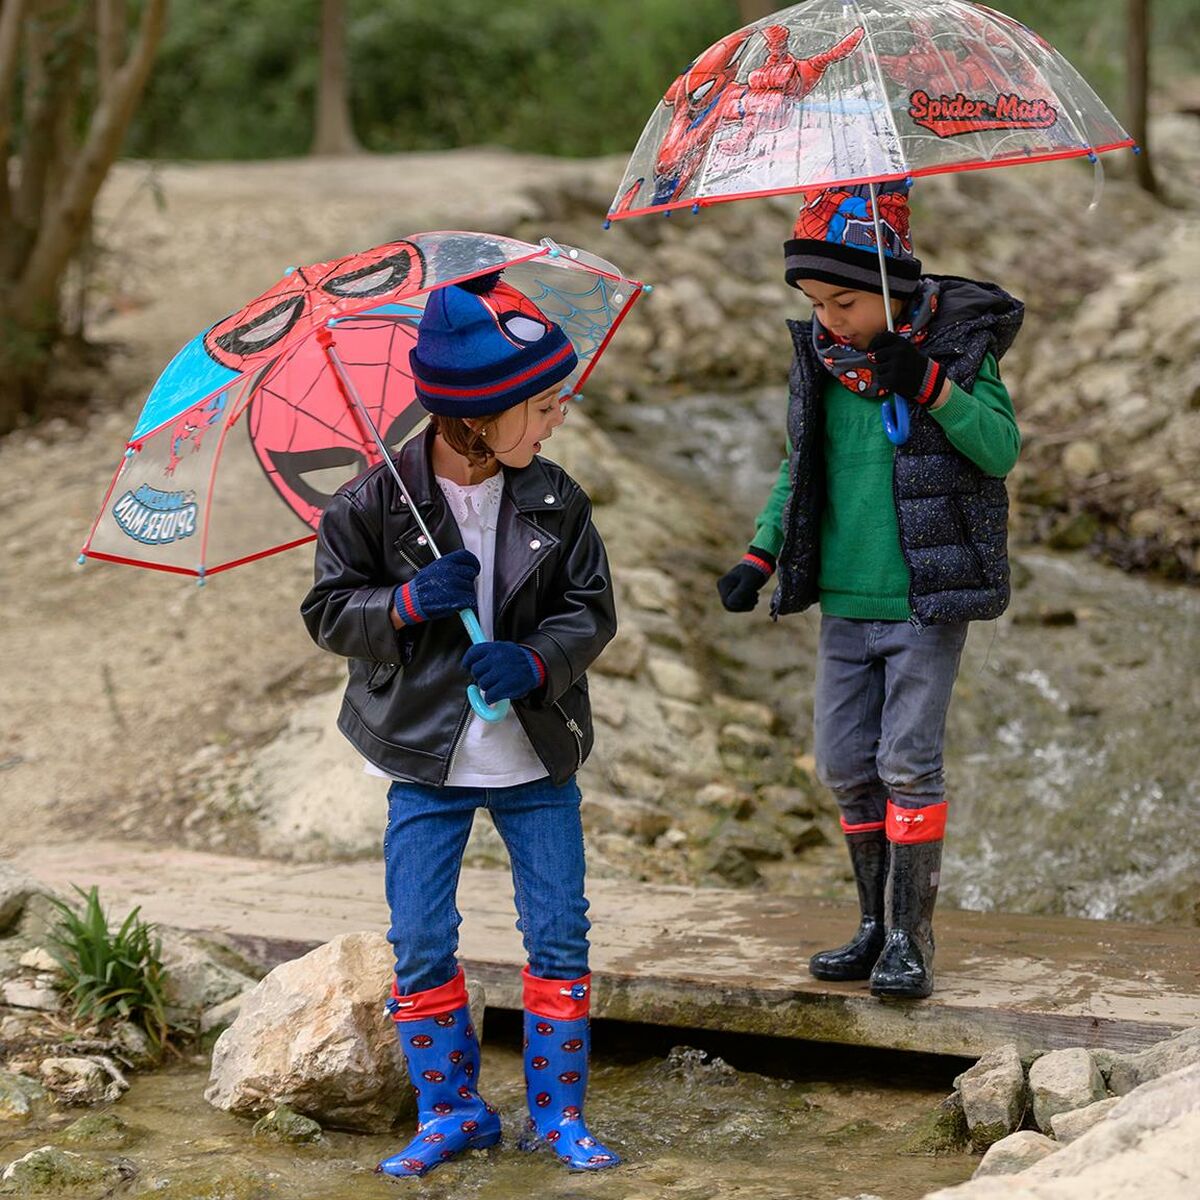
[846,0,908,177]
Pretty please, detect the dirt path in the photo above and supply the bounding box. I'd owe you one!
[0,150,617,854]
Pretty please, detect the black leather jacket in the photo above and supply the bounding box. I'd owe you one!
[301,426,616,787]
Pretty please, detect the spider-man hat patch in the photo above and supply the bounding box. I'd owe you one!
[784,180,922,298]
[409,273,578,417]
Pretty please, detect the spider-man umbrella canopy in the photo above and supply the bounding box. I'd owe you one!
[80,232,644,579]
[608,0,1133,220]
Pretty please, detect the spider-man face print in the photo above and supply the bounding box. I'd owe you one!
[204,241,425,372]
[246,308,424,531]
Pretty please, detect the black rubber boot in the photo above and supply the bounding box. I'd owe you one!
[809,828,889,981]
[869,839,942,999]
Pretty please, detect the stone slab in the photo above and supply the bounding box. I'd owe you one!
[13,842,1200,1058]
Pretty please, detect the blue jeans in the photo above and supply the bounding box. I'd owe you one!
[814,616,968,826]
[383,775,591,994]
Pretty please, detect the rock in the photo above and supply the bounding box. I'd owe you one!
[0,863,40,933]
[0,1011,38,1041]
[1051,1096,1120,1143]
[1028,1047,1107,1132]
[581,793,671,845]
[955,1043,1028,1150]
[620,568,679,616]
[972,1129,1059,1177]
[17,948,58,972]
[251,1104,323,1144]
[1,979,61,1012]
[199,991,253,1037]
[593,623,647,678]
[0,1146,134,1195]
[1062,440,1103,478]
[159,930,260,1021]
[111,1019,158,1068]
[713,694,777,732]
[1046,510,1099,550]
[646,656,703,703]
[60,1111,136,1149]
[39,1056,126,1105]
[719,723,775,758]
[205,931,484,1132]
[898,1092,970,1156]
[133,1160,269,1200]
[0,1071,45,1123]
[1107,1027,1200,1096]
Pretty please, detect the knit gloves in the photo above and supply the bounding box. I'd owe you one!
[462,642,546,703]
[867,332,947,406]
[717,547,777,613]
[393,548,480,626]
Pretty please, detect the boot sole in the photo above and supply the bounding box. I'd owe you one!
[809,961,875,981]
[870,982,933,999]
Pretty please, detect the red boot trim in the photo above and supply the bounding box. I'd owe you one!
[389,966,468,1022]
[885,799,947,844]
[840,816,886,834]
[522,965,591,1020]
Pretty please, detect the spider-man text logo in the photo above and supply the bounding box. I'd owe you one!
[909,90,1058,138]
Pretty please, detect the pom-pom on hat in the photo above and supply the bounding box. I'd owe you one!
[783,180,922,299]
[409,272,579,417]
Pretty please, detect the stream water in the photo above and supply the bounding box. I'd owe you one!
[606,385,1200,926]
[0,1024,976,1200]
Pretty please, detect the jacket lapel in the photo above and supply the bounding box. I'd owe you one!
[493,457,562,627]
[393,426,463,568]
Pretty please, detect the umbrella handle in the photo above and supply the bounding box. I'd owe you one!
[881,394,910,446]
[458,608,511,723]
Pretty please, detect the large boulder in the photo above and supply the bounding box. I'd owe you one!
[204,932,484,1133]
[972,1130,1058,1178]
[1028,1047,1107,1132]
[955,1044,1028,1150]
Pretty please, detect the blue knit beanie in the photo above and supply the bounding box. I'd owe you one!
[410,273,578,417]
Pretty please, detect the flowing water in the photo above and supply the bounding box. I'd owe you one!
[606,385,1200,926]
[0,1024,976,1200]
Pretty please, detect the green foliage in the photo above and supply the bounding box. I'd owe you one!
[45,886,170,1054]
[123,0,1199,162]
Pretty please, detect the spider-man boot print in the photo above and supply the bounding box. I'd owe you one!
[870,799,946,1000]
[809,817,889,981]
[377,967,502,1178]
[520,967,621,1170]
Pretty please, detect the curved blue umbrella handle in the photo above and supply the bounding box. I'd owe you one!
[881,394,910,446]
[458,608,510,723]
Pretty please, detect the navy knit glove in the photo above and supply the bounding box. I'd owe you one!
[393,549,480,626]
[867,331,947,406]
[717,547,777,613]
[461,641,546,704]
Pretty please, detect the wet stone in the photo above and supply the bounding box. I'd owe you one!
[955,1043,1027,1150]
[0,1146,135,1196]
[1028,1047,1107,1132]
[0,1071,45,1123]
[60,1110,136,1150]
[251,1104,323,1144]
[898,1092,970,1156]
[1050,1096,1119,1143]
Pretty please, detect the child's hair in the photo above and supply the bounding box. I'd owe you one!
[428,413,494,467]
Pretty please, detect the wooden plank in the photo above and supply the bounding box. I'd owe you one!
[13,841,1199,1058]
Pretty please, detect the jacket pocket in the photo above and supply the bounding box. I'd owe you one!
[367,661,401,693]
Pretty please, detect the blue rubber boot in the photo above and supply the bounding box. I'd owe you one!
[519,967,620,1171]
[377,967,502,1178]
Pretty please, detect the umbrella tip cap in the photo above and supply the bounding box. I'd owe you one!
[76,554,86,566]
[602,219,612,230]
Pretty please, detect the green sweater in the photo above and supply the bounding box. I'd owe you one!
[752,353,1020,621]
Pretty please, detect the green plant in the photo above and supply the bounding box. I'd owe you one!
[45,886,171,1054]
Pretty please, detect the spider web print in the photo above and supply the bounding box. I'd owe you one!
[520,273,620,364]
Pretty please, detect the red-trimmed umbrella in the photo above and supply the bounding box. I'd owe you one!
[606,0,1133,444]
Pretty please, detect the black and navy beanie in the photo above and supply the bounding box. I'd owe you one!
[409,272,578,417]
[783,180,922,299]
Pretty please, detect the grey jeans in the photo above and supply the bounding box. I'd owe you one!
[813,616,969,826]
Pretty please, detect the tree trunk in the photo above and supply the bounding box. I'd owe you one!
[310,0,361,156]
[1126,0,1159,196]
[738,0,780,25]
[0,0,167,434]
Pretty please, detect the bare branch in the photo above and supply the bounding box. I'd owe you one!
[16,0,167,322]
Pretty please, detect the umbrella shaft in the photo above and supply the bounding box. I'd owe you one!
[323,338,442,560]
[868,181,895,334]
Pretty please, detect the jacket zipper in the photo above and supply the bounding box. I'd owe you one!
[553,701,584,772]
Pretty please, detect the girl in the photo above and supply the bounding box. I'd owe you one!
[302,272,620,1175]
[718,181,1023,1000]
